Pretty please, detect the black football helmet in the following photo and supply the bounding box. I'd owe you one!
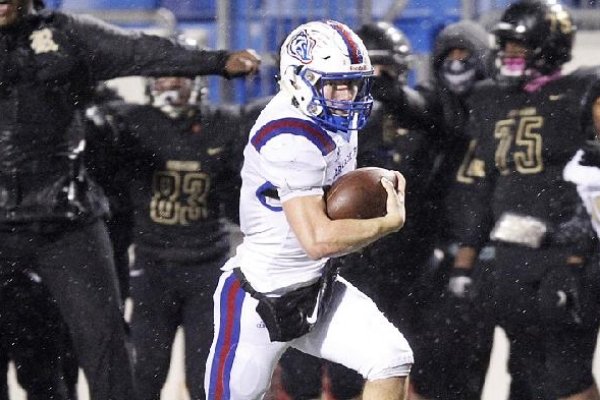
[146,35,206,118]
[356,21,413,83]
[493,0,576,83]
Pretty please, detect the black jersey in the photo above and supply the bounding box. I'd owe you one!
[112,104,242,265]
[455,71,600,251]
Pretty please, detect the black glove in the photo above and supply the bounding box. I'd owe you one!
[580,140,600,167]
[371,74,405,104]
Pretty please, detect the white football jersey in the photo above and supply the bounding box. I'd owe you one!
[223,92,358,293]
[563,149,600,237]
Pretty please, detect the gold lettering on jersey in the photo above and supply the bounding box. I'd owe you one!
[150,160,211,225]
[457,139,479,184]
[29,28,59,54]
[166,160,200,172]
[494,120,515,175]
[509,108,536,117]
[514,116,544,174]
[468,159,486,178]
[494,111,544,175]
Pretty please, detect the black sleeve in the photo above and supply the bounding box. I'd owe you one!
[448,114,496,249]
[382,81,442,134]
[548,193,597,255]
[213,104,245,225]
[64,13,229,81]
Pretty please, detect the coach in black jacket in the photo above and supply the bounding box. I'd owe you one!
[0,1,259,399]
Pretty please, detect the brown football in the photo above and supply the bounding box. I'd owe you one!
[326,167,398,220]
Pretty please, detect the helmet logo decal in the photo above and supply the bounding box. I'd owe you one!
[287,30,316,64]
[549,8,573,34]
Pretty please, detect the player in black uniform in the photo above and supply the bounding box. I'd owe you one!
[100,72,243,400]
[452,1,600,399]
[346,20,496,400]
[0,0,259,398]
[401,20,497,400]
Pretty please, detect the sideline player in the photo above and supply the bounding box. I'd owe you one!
[452,1,600,398]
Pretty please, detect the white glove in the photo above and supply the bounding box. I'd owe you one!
[448,270,473,298]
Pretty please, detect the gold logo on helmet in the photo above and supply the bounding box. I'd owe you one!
[549,9,573,34]
[29,28,59,54]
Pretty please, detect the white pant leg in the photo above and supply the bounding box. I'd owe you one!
[292,277,413,380]
[205,271,288,400]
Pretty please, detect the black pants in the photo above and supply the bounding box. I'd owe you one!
[494,245,599,400]
[0,352,7,400]
[0,271,74,399]
[105,211,133,303]
[408,249,496,400]
[0,219,135,400]
[130,256,223,400]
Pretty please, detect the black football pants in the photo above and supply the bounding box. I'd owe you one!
[130,256,223,400]
[0,271,73,399]
[0,219,135,400]
[493,245,599,400]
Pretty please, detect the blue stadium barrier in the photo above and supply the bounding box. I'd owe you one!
[53,0,592,103]
[160,0,216,21]
[43,0,61,9]
[61,0,158,10]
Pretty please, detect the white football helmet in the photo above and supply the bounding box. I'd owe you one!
[279,20,374,132]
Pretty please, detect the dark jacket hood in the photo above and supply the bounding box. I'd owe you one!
[432,20,492,80]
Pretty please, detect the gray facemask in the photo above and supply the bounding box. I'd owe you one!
[440,58,477,95]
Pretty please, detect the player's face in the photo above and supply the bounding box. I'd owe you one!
[321,79,360,116]
[0,0,32,27]
[322,80,359,102]
[152,77,193,106]
[446,48,471,62]
[502,40,530,58]
[496,39,532,82]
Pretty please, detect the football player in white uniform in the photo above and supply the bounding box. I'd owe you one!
[204,20,413,400]
[564,142,600,238]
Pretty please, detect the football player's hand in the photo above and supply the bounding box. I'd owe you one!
[224,49,261,78]
[448,268,472,298]
[381,171,405,233]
